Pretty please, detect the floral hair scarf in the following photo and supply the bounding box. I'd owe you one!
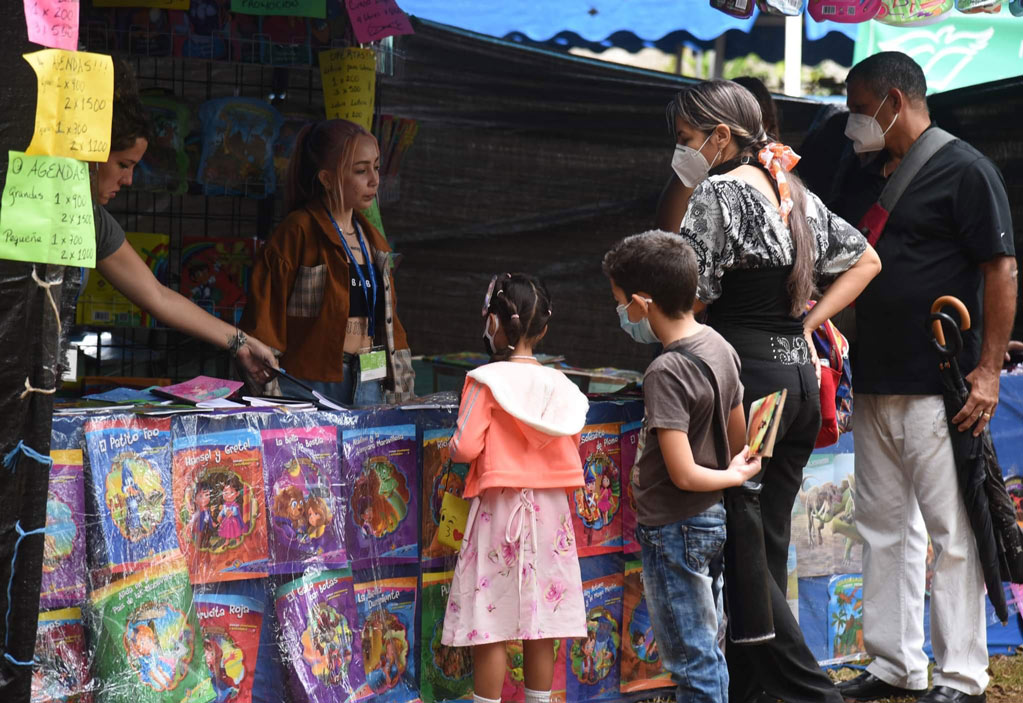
[757,142,801,225]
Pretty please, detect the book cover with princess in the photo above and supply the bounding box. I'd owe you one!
[32,607,93,703]
[342,425,419,565]
[571,424,623,557]
[275,568,366,703]
[172,427,269,582]
[84,416,180,573]
[194,592,264,703]
[620,559,671,694]
[421,429,469,568]
[261,425,346,574]
[89,558,215,703]
[619,420,642,555]
[566,555,624,703]
[420,570,473,703]
[40,449,88,610]
[352,572,418,703]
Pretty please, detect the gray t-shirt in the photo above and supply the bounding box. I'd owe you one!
[633,326,743,526]
[95,205,126,261]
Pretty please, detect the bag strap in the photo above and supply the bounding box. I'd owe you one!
[663,348,729,466]
[877,127,957,214]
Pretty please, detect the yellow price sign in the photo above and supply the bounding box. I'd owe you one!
[319,47,376,132]
[25,49,114,163]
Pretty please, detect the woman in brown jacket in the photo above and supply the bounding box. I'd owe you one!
[240,119,414,406]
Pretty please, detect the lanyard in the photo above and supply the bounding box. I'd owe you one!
[327,211,378,338]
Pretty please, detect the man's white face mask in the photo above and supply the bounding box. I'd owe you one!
[845,94,899,154]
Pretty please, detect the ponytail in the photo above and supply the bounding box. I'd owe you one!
[486,273,553,360]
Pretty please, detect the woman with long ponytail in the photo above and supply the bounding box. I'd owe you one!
[668,80,881,703]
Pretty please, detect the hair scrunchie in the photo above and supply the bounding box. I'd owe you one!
[757,142,801,225]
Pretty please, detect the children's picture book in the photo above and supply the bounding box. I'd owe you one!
[137,94,191,195]
[501,639,568,703]
[792,453,861,578]
[571,424,623,557]
[353,573,418,703]
[197,97,283,198]
[89,558,215,703]
[421,428,469,567]
[342,425,419,565]
[262,425,347,574]
[40,450,88,610]
[194,592,264,703]
[32,607,93,703]
[275,567,365,703]
[620,560,671,694]
[179,238,256,325]
[419,571,473,703]
[76,232,170,327]
[748,389,787,458]
[172,427,269,582]
[154,377,245,405]
[567,555,624,703]
[619,420,642,555]
[84,416,180,573]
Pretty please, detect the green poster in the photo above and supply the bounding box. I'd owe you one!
[854,14,1023,93]
[360,199,386,240]
[0,151,96,267]
[89,559,215,703]
[230,0,326,19]
[419,571,473,703]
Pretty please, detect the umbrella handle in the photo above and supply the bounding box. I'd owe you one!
[928,311,964,359]
[930,296,971,348]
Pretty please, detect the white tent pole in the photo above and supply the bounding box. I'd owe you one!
[783,12,803,97]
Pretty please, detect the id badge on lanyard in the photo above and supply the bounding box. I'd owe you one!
[328,212,379,338]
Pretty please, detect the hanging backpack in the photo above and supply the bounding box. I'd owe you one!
[805,302,853,448]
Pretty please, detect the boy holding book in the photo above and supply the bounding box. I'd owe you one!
[602,231,761,703]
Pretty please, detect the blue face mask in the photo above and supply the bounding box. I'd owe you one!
[617,298,659,344]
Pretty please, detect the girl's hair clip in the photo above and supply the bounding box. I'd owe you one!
[510,314,520,319]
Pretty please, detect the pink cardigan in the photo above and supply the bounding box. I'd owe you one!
[450,362,589,498]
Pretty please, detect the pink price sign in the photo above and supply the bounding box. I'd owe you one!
[24,0,79,51]
[345,0,414,44]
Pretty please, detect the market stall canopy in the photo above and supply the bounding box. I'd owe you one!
[398,0,859,64]
[855,11,1023,92]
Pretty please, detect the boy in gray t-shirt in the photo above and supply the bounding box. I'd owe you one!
[603,231,760,703]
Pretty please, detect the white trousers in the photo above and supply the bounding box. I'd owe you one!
[853,394,988,695]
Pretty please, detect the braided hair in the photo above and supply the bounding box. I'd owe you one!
[485,273,553,361]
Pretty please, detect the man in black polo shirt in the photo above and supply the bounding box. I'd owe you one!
[830,52,1017,703]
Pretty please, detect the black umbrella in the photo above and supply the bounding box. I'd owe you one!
[928,296,1023,625]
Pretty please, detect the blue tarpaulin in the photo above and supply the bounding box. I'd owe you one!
[398,1,860,43]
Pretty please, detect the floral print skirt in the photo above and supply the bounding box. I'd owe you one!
[441,487,587,647]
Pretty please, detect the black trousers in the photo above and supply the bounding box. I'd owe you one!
[726,358,843,703]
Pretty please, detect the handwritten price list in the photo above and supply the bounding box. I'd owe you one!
[0,152,96,267]
[25,48,113,162]
[344,0,414,44]
[320,48,376,131]
[23,0,79,51]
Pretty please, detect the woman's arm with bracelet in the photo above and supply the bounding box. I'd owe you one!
[97,240,278,384]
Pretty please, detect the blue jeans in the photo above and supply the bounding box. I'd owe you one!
[278,353,383,408]
[636,502,728,703]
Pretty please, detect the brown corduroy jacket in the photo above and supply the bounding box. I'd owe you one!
[240,201,410,383]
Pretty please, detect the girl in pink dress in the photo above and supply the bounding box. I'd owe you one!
[441,274,589,703]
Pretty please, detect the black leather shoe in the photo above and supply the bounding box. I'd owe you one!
[836,671,926,701]
[918,686,986,703]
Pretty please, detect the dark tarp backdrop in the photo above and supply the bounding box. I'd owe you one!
[0,24,65,703]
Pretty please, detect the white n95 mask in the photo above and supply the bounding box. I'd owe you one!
[671,133,718,188]
[845,94,899,154]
